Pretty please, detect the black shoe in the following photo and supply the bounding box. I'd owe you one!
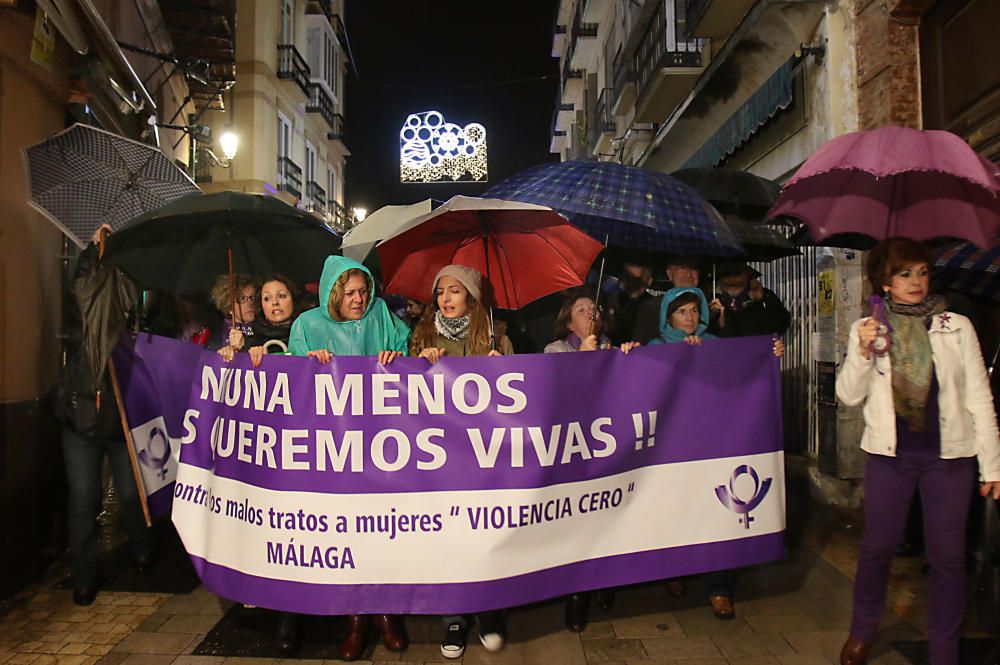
[276,612,299,654]
[565,593,589,632]
[440,622,467,659]
[73,587,97,606]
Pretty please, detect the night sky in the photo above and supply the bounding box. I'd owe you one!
[343,0,560,214]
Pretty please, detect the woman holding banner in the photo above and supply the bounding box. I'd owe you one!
[650,286,783,619]
[409,264,510,659]
[289,255,410,661]
[207,273,259,351]
[219,274,300,367]
[544,287,638,632]
[836,238,1000,665]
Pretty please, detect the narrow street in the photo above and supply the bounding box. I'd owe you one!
[1,490,980,665]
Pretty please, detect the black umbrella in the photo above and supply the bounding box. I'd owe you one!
[102,191,342,296]
[724,217,800,262]
[74,238,138,396]
[672,167,780,218]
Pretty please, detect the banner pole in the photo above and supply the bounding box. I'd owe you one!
[109,353,152,527]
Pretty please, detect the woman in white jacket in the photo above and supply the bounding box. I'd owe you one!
[836,238,1000,665]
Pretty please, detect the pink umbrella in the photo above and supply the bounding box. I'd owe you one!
[766,126,1000,248]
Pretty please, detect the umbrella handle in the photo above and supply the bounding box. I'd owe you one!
[228,245,237,326]
[591,233,610,337]
[98,226,109,259]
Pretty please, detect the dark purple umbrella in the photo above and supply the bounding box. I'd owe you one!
[766,126,1000,248]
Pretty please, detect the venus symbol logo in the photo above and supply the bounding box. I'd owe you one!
[715,465,772,530]
[138,425,172,480]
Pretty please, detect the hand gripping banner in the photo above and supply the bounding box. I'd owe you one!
[112,333,786,615]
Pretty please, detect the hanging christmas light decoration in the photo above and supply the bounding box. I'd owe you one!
[400,110,488,183]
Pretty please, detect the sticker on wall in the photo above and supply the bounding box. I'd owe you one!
[400,111,488,183]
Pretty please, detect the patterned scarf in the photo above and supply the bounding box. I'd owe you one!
[434,310,471,341]
[886,295,946,431]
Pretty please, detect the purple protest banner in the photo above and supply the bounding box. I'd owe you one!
[114,333,785,615]
[112,334,203,518]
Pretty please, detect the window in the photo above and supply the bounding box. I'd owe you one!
[280,0,294,45]
[305,141,316,185]
[327,31,338,98]
[328,165,338,206]
[277,112,292,160]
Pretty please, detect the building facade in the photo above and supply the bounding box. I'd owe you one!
[550,0,1000,499]
[198,0,351,232]
[0,0,222,595]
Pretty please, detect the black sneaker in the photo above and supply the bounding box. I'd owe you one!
[440,622,467,659]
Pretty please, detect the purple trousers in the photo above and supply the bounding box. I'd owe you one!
[850,449,976,665]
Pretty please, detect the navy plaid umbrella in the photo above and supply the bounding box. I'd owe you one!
[22,123,200,248]
[485,160,743,257]
[931,241,1000,301]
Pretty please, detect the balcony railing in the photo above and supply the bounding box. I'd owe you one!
[633,0,706,96]
[572,0,598,40]
[306,83,338,133]
[306,180,326,213]
[194,150,213,184]
[562,55,583,90]
[588,87,616,154]
[277,44,310,97]
[328,199,348,233]
[277,156,302,199]
[612,46,637,105]
[327,112,345,142]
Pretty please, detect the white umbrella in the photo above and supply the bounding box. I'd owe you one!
[341,199,433,262]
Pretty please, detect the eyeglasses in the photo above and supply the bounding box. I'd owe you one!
[237,294,256,304]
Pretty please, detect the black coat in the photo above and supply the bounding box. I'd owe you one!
[54,244,124,439]
[718,288,791,338]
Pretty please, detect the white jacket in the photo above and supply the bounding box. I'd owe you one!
[836,312,1000,481]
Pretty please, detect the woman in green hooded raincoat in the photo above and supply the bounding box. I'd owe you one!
[288,255,410,361]
[288,255,411,660]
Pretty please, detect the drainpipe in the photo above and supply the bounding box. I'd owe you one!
[637,0,823,167]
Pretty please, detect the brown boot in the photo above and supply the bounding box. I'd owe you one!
[708,595,735,620]
[374,614,408,652]
[336,614,369,661]
[839,636,870,665]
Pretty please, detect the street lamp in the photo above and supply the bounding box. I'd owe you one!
[352,207,367,224]
[219,130,238,162]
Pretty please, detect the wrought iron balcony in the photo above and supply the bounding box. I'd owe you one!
[612,46,637,109]
[562,54,584,88]
[588,87,616,155]
[306,83,338,133]
[328,199,348,233]
[306,180,326,213]
[634,0,705,94]
[632,0,706,121]
[277,156,302,200]
[327,112,345,142]
[572,0,598,40]
[277,44,311,97]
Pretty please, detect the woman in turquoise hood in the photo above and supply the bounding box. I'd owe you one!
[649,287,718,345]
[288,255,411,363]
[288,255,410,659]
[647,285,783,621]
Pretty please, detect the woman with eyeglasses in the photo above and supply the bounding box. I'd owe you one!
[208,273,259,353]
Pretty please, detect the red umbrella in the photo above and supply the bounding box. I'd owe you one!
[377,196,604,309]
[766,126,1000,247]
